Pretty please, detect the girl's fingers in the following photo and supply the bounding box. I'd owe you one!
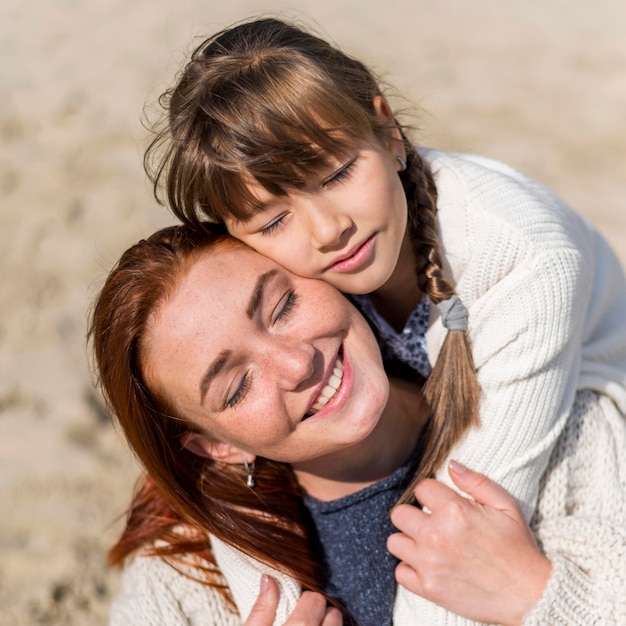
[285,591,342,626]
[395,463,520,522]
[389,497,429,534]
[394,561,423,596]
[321,606,344,626]
[447,460,519,513]
[387,530,417,560]
[244,575,280,626]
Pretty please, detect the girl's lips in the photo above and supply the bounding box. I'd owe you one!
[327,234,376,273]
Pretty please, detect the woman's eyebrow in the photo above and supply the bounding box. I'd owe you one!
[199,269,280,405]
[199,350,231,405]
[246,269,279,319]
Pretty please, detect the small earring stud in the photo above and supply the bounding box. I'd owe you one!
[396,155,407,172]
[244,458,255,488]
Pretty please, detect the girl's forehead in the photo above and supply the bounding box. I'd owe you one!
[205,130,381,225]
[224,139,366,216]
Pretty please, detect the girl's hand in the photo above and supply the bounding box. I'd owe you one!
[245,575,343,626]
[388,462,551,626]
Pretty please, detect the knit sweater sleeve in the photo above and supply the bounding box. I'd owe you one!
[109,554,241,626]
[424,151,623,521]
[522,391,626,625]
[393,390,626,625]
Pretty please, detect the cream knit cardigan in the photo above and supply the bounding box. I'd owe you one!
[422,150,626,523]
[110,153,626,624]
[109,391,626,625]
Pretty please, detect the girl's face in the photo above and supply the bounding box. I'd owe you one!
[142,243,389,470]
[225,136,409,296]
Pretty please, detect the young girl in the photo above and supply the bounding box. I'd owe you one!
[145,17,626,520]
[92,226,625,626]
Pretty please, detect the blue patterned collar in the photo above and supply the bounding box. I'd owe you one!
[351,293,432,378]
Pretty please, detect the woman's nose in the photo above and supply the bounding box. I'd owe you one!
[272,342,316,390]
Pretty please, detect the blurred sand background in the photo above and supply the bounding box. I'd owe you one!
[1,0,624,624]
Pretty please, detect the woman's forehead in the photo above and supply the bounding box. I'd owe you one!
[148,246,271,351]
[194,244,278,287]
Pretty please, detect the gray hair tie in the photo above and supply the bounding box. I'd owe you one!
[437,295,468,332]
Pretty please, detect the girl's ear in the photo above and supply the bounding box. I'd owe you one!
[181,432,255,465]
[372,95,405,156]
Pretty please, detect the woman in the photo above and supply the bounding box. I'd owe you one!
[92,226,626,625]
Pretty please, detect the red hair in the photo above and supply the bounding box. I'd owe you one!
[89,226,324,606]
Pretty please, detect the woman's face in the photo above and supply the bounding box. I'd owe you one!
[142,243,389,468]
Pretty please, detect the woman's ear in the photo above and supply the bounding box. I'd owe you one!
[181,432,255,465]
[373,95,405,158]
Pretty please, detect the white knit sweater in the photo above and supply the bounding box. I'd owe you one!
[110,154,626,624]
[109,391,626,625]
[422,150,626,521]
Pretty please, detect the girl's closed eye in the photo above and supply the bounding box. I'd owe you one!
[260,213,288,237]
[225,372,251,409]
[323,156,358,188]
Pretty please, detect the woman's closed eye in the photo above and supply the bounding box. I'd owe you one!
[273,290,299,324]
[223,291,298,410]
[225,372,251,409]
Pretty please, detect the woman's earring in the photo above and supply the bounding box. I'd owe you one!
[244,458,255,488]
[396,155,407,172]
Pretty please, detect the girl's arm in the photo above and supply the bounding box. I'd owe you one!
[445,243,586,520]
[389,390,626,625]
[390,465,626,626]
[389,463,551,626]
[427,151,626,521]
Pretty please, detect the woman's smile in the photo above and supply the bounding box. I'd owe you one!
[305,348,347,418]
[142,242,390,467]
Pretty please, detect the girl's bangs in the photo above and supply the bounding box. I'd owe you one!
[202,66,375,222]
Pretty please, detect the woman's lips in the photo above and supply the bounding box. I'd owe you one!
[309,356,344,414]
[327,234,376,273]
[303,347,351,420]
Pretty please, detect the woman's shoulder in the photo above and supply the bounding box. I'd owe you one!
[109,550,240,626]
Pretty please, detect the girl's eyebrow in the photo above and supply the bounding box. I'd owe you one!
[246,269,278,319]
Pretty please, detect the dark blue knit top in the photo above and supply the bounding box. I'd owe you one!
[303,442,422,626]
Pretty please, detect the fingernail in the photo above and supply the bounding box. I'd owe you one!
[260,574,270,594]
[449,459,467,474]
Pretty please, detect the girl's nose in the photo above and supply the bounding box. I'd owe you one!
[307,202,354,250]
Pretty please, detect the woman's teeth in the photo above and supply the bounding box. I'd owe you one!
[309,357,344,415]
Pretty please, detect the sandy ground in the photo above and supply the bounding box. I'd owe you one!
[1,0,624,623]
